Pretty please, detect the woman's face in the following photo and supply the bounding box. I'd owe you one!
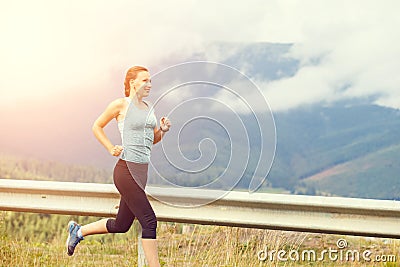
[131,71,151,98]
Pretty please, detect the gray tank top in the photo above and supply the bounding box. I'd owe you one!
[118,98,157,164]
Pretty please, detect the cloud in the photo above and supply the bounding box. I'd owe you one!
[2,0,399,110]
[255,1,400,111]
[0,0,300,106]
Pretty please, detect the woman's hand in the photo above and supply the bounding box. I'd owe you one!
[160,117,171,132]
[109,145,123,157]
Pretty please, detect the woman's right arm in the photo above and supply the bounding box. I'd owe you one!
[92,99,124,156]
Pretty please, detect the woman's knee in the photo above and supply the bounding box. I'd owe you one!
[106,218,131,233]
[141,215,157,239]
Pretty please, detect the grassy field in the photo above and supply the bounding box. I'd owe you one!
[0,211,399,266]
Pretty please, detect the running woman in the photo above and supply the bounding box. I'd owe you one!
[66,66,171,267]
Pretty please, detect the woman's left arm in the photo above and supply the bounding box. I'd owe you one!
[153,117,171,144]
[153,128,165,144]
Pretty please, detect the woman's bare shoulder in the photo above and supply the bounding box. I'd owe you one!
[99,98,127,118]
[108,97,127,108]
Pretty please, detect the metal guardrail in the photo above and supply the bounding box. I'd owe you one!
[1,179,400,239]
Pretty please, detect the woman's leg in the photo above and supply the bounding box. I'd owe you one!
[122,188,159,267]
[67,159,159,265]
[66,160,136,256]
[80,197,136,236]
[142,239,160,267]
[80,218,109,236]
[114,161,159,266]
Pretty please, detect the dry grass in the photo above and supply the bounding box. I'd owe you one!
[0,212,399,266]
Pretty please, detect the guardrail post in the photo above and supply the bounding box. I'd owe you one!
[135,222,147,267]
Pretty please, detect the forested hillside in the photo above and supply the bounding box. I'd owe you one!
[0,154,112,183]
[265,103,400,199]
[149,102,400,200]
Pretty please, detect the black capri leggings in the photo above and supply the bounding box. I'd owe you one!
[106,159,157,239]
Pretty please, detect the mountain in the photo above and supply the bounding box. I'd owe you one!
[150,43,400,200]
[146,100,400,200]
[270,102,400,199]
[300,143,400,199]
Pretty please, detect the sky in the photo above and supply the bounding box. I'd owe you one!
[1,0,399,166]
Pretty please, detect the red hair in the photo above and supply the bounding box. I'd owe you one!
[124,66,148,97]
